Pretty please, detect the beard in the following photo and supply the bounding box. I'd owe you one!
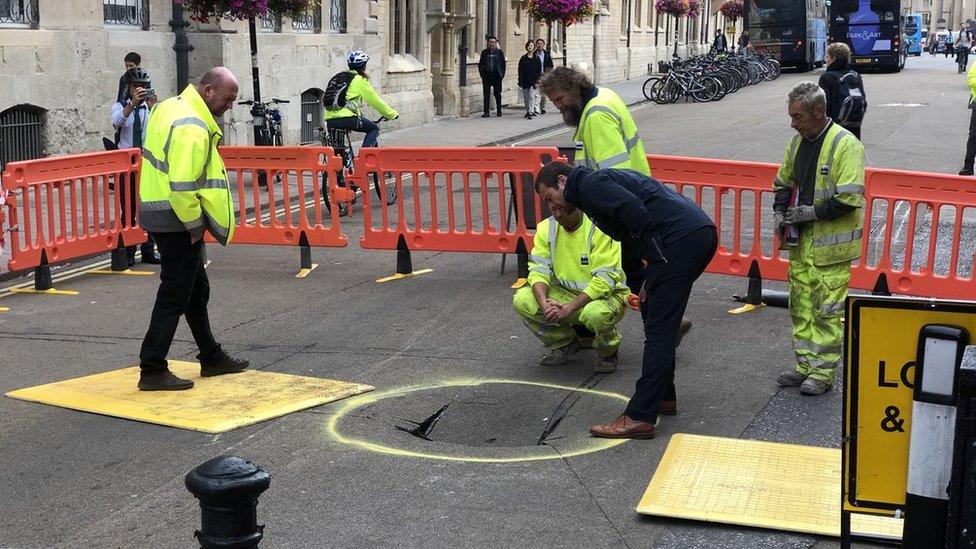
[561,101,583,127]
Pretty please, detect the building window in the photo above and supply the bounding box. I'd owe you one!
[330,0,346,33]
[0,105,45,171]
[391,0,413,54]
[0,0,39,28]
[300,88,324,144]
[292,4,321,32]
[260,12,282,32]
[103,0,148,28]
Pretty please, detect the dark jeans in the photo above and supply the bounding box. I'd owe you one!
[120,173,154,255]
[482,76,503,114]
[624,226,718,423]
[139,232,222,374]
[327,116,380,148]
[966,108,976,170]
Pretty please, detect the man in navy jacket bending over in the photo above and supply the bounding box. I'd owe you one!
[534,163,717,438]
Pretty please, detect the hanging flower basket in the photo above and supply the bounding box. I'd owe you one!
[686,0,701,18]
[655,0,688,18]
[527,0,595,27]
[179,0,318,23]
[719,0,743,20]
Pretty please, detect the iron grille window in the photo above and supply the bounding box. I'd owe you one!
[292,5,321,32]
[260,11,281,32]
[0,105,45,171]
[391,0,412,53]
[103,0,149,28]
[0,0,39,28]
[329,0,346,33]
[300,89,324,144]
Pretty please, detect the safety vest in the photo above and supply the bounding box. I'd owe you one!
[967,61,976,104]
[527,214,630,300]
[139,85,235,245]
[573,87,650,176]
[773,122,865,266]
[323,72,399,121]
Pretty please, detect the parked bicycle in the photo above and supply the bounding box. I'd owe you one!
[238,97,289,186]
[319,117,397,217]
[643,52,779,104]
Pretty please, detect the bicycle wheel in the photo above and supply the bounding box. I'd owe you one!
[690,77,718,102]
[646,77,673,105]
[763,59,781,81]
[372,171,398,205]
[707,77,727,101]
[642,77,659,101]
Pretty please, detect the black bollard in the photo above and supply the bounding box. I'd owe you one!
[34,249,53,291]
[298,231,313,271]
[185,455,271,549]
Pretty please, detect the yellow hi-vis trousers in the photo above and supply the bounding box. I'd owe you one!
[513,285,626,357]
[788,228,853,383]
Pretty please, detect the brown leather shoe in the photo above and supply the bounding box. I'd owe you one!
[677,316,693,346]
[589,414,655,439]
[659,400,677,416]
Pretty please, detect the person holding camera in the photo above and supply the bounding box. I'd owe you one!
[111,66,160,265]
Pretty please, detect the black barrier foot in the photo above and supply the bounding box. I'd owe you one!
[511,237,529,289]
[296,231,318,279]
[376,234,432,283]
[9,250,79,296]
[88,234,155,277]
[186,455,270,549]
[872,273,891,296]
[729,260,765,314]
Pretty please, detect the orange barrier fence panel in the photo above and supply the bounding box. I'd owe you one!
[648,154,789,282]
[214,146,351,248]
[353,147,561,253]
[1,149,147,273]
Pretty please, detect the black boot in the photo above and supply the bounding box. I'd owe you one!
[140,246,161,264]
[200,351,250,377]
[482,112,490,118]
[960,166,975,176]
[138,370,194,391]
[126,246,137,267]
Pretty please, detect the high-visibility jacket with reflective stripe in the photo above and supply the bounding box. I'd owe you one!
[773,122,865,266]
[968,61,976,103]
[573,87,650,176]
[527,214,630,301]
[324,72,399,121]
[139,85,235,245]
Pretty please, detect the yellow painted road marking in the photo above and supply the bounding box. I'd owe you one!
[376,268,434,284]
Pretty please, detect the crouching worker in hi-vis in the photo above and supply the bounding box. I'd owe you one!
[513,206,630,373]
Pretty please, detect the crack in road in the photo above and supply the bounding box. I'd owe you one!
[537,373,608,445]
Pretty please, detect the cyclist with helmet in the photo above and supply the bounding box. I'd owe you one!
[324,51,398,148]
[111,66,159,265]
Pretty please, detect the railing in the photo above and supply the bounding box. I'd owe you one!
[103,0,148,29]
[0,0,38,28]
[291,5,321,32]
[329,0,346,33]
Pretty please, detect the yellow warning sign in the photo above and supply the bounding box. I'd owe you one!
[844,295,976,516]
[636,434,903,540]
[6,360,373,433]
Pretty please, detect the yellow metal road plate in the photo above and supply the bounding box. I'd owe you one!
[637,434,902,540]
[5,360,373,433]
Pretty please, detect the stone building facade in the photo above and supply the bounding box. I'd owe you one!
[0,0,715,167]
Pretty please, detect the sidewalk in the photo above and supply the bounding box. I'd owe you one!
[379,75,649,148]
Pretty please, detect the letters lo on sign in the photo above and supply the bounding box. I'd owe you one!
[842,295,976,516]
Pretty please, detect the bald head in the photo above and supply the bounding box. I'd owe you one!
[196,66,239,117]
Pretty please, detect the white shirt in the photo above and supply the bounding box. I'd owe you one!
[111,100,149,148]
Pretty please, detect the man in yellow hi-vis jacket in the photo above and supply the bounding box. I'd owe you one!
[773,81,865,396]
[136,67,248,391]
[513,203,630,373]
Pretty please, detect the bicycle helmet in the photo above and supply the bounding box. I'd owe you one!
[347,50,370,69]
[125,66,151,85]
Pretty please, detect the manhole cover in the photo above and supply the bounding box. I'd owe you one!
[326,378,632,462]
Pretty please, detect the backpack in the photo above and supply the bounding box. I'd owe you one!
[835,71,866,127]
[323,72,355,111]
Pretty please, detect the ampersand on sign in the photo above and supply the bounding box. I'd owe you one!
[881,405,905,433]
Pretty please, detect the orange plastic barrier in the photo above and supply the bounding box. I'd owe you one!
[351,147,558,254]
[647,154,976,301]
[216,146,352,251]
[1,149,147,273]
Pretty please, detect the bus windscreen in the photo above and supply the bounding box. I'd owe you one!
[749,0,803,25]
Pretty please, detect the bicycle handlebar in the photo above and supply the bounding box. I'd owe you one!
[237,98,290,106]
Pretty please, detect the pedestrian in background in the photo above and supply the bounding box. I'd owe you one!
[713,30,728,53]
[517,40,541,119]
[958,52,976,175]
[773,82,865,396]
[111,66,159,265]
[946,29,955,58]
[535,38,554,114]
[957,22,972,68]
[478,35,506,117]
[136,67,249,391]
[117,51,141,104]
[818,42,867,140]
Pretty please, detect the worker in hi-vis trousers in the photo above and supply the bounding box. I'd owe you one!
[513,207,630,374]
[773,82,865,396]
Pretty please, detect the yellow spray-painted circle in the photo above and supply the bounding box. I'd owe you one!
[325,378,631,463]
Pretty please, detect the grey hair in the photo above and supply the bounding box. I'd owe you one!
[787,81,826,112]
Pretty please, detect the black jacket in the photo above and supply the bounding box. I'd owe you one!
[517,53,542,88]
[478,48,506,79]
[538,49,554,72]
[818,59,866,123]
[563,167,715,264]
[713,34,728,52]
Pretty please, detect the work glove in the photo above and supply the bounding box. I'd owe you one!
[785,205,818,225]
[773,211,786,236]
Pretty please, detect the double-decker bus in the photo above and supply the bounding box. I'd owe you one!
[904,13,922,55]
[745,0,828,71]
[829,0,907,71]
